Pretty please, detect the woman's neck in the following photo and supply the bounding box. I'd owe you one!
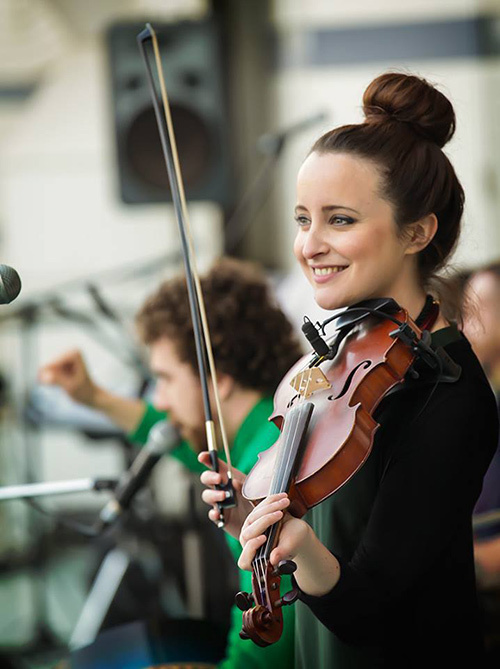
[388,265,449,332]
[391,285,427,324]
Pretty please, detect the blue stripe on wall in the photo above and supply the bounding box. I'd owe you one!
[276,16,500,68]
[0,85,36,100]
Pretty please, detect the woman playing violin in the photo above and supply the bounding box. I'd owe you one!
[200,72,499,668]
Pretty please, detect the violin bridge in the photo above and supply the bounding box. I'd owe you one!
[290,368,331,398]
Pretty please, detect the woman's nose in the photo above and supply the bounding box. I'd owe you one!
[301,222,330,259]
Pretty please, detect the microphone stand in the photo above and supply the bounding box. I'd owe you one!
[224,111,328,253]
[0,477,117,502]
[84,282,151,386]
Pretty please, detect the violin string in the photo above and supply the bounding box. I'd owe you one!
[257,413,290,596]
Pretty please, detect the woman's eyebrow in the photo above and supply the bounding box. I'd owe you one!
[322,205,361,215]
[294,204,360,214]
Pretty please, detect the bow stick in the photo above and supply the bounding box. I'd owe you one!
[137,23,236,526]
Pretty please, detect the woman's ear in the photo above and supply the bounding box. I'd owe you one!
[405,213,438,255]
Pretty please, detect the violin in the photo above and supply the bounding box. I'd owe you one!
[235,297,441,646]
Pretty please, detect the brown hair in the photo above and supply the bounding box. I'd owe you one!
[310,72,464,319]
[136,257,303,394]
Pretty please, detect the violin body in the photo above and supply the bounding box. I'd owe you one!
[242,308,416,514]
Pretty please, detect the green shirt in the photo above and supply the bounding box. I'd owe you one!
[129,398,295,669]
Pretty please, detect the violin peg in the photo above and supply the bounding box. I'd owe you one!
[276,559,297,575]
[282,587,299,605]
[276,587,299,608]
[235,591,254,611]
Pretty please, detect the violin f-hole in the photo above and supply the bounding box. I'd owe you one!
[329,360,372,401]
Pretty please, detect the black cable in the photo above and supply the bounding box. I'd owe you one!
[409,353,444,425]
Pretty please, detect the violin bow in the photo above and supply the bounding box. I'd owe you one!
[137,23,236,525]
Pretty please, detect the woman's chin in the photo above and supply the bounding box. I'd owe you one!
[313,287,346,312]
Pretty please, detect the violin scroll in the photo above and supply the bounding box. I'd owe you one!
[237,559,298,646]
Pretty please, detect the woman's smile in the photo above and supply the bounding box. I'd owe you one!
[309,264,349,283]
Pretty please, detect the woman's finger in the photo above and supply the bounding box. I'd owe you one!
[208,508,221,524]
[240,509,284,547]
[198,452,246,486]
[201,488,227,506]
[200,470,223,487]
[198,451,229,475]
[238,535,267,571]
[241,494,289,530]
[269,545,291,567]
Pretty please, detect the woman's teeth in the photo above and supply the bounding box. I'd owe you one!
[313,266,347,275]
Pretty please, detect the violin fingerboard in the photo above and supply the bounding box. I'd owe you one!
[269,402,314,496]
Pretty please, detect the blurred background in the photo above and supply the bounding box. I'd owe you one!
[0,0,499,667]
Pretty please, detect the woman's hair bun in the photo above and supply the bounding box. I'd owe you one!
[362,72,456,148]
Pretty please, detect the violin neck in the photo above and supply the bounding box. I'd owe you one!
[259,402,314,561]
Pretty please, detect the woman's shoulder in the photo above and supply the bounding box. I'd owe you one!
[377,329,498,445]
[408,326,493,402]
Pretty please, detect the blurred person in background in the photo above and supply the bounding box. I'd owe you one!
[463,262,500,663]
[39,257,301,669]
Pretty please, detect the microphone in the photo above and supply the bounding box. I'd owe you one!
[96,420,180,531]
[0,264,22,304]
[302,317,330,357]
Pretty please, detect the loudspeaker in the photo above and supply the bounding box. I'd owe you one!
[107,20,232,205]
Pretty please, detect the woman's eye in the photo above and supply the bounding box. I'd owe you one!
[330,215,355,226]
[294,214,356,227]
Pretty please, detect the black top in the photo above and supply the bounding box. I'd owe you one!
[295,329,499,668]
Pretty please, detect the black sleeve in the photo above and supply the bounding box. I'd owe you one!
[298,388,497,643]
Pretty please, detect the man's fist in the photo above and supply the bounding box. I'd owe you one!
[38,349,98,406]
